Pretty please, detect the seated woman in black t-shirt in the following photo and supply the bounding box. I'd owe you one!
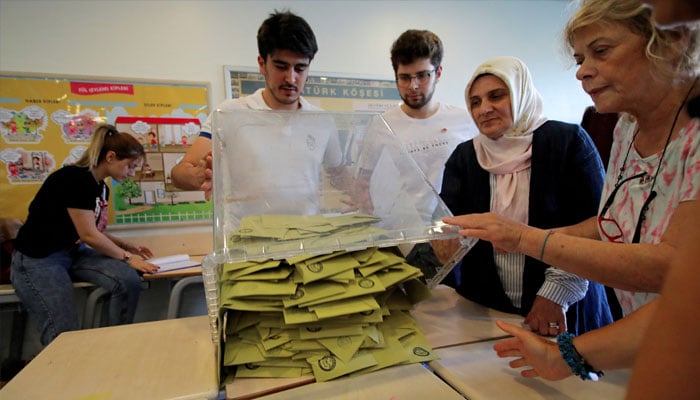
[11,124,158,345]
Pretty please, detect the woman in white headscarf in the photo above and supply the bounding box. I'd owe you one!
[437,56,613,336]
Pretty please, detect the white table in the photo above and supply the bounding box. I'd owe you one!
[0,316,219,400]
[411,284,523,348]
[256,363,465,400]
[431,339,630,400]
[12,284,622,400]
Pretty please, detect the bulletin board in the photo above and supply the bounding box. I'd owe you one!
[224,66,401,112]
[0,72,211,226]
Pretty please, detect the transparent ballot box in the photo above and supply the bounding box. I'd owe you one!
[200,109,475,385]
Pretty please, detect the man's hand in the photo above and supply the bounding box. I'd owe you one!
[524,296,567,336]
[431,238,461,265]
[200,151,213,200]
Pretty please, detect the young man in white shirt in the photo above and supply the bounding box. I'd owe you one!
[382,30,478,278]
[171,11,342,198]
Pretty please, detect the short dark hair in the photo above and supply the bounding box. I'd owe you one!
[390,29,443,73]
[257,10,318,61]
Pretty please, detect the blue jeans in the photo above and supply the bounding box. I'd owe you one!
[10,243,142,345]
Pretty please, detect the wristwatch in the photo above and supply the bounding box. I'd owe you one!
[122,252,131,262]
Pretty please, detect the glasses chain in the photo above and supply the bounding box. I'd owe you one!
[616,77,698,190]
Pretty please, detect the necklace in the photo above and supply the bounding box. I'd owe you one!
[616,77,698,186]
[613,78,697,243]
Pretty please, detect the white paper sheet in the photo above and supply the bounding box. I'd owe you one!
[149,254,200,273]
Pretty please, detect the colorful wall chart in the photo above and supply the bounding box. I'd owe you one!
[0,72,210,226]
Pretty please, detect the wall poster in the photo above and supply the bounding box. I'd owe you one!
[0,72,211,227]
[224,66,401,112]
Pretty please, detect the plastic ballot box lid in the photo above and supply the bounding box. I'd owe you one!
[207,108,465,263]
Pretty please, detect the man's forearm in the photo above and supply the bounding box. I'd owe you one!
[171,162,202,190]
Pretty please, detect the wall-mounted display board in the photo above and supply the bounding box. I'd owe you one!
[224,66,401,112]
[0,72,211,226]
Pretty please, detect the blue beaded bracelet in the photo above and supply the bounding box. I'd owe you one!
[557,332,604,381]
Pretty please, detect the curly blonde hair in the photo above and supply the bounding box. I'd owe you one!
[564,0,699,81]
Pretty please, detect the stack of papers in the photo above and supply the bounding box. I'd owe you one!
[149,254,200,273]
[219,246,437,382]
[227,213,387,257]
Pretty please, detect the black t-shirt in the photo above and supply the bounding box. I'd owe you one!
[15,166,109,258]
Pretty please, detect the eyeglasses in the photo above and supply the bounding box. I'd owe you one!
[396,69,435,87]
[597,171,656,244]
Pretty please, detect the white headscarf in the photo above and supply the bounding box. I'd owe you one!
[465,56,548,224]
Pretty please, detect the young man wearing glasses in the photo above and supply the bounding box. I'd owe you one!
[382,30,478,279]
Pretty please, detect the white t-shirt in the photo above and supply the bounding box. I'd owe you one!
[200,88,319,136]
[379,103,478,221]
[204,89,343,220]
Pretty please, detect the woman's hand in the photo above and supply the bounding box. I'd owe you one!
[442,212,527,253]
[493,320,572,380]
[121,242,154,259]
[127,257,160,274]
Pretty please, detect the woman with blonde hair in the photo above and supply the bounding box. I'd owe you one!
[12,123,158,345]
[453,0,700,384]
[445,0,700,318]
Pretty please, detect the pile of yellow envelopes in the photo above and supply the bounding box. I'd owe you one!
[220,245,438,382]
[226,213,390,258]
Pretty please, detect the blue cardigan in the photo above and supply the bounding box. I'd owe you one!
[440,120,613,334]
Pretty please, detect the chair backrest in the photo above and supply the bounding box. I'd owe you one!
[580,106,619,169]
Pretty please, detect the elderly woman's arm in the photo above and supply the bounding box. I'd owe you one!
[443,200,695,292]
[493,300,657,380]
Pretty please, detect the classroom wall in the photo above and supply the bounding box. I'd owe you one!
[0,0,592,124]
